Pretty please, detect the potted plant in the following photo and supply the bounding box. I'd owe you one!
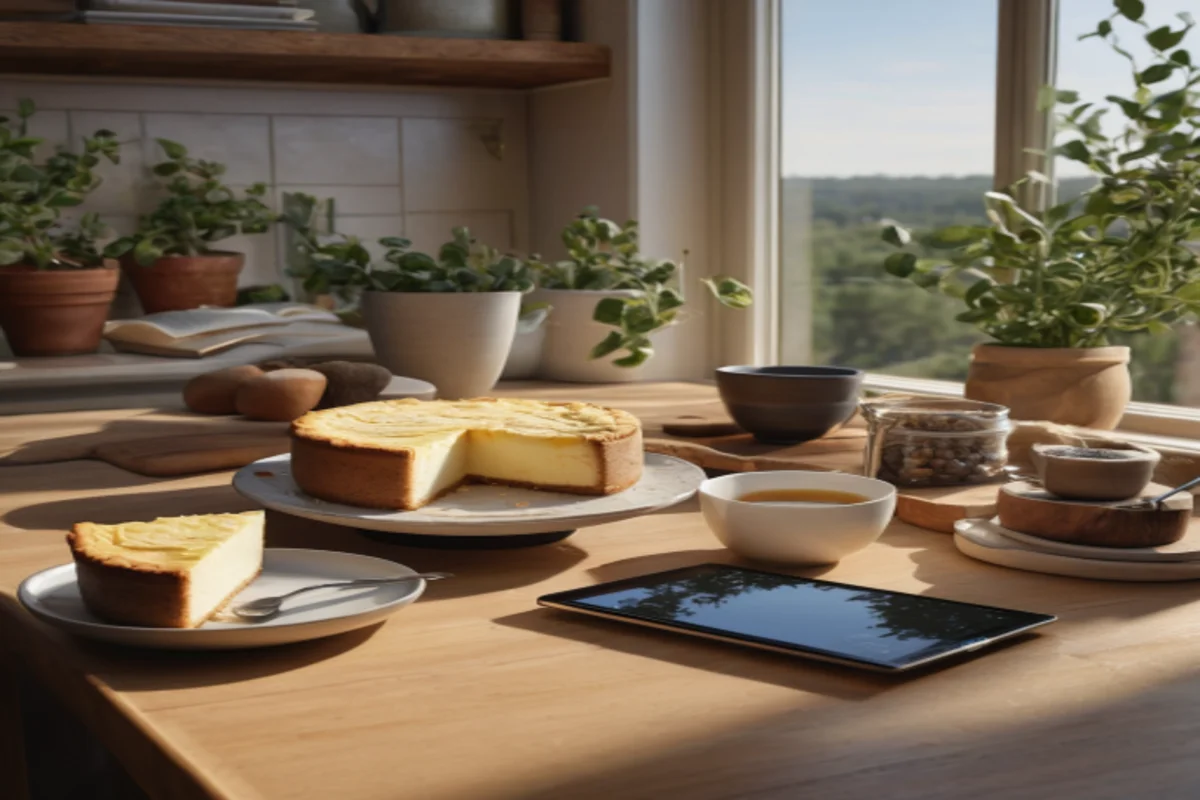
[289,219,534,399]
[110,139,274,314]
[880,5,1200,430]
[529,207,752,383]
[500,301,551,380]
[0,100,124,357]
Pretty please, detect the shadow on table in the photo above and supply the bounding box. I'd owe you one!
[4,484,254,532]
[495,605,902,700]
[264,512,589,600]
[876,524,1200,621]
[86,622,387,693]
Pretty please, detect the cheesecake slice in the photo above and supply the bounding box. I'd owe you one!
[291,397,643,510]
[68,511,264,628]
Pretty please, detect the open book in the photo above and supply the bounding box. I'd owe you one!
[104,304,345,358]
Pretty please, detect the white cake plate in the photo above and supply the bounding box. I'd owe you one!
[18,549,425,650]
[233,453,706,548]
[954,518,1200,582]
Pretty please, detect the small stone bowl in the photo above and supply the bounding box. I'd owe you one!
[715,365,864,444]
[1031,443,1161,501]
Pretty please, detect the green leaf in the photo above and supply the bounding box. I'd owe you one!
[152,162,180,177]
[133,238,163,266]
[622,303,658,335]
[589,331,625,360]
[16,98,34,119]
[658,288,684,312]
[1176,283,1200,302]
[703,276,753,308]
[1068,303,1107,327]
[1057,140,1092,163]
[1146,25,1187,51]
[1139,63,1176,84]
[155,138,187,160]
[881,224,910,247]
[965,278,994,305]
[927,225,986,249]
[593,296,626,325]
[1170,49,1191,66]
[614,346,653,368]
[1097,19,1113,37]
[883,252,917,278]
[1105,95,1143,120]
[0,244,25,265]
[1114,0,1144,22]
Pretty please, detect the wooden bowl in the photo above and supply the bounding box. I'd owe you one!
[997,480,1192,548]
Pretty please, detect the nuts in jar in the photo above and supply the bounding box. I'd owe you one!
[861,398,1010,487]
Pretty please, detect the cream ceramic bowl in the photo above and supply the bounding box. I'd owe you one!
[699,471,897,566]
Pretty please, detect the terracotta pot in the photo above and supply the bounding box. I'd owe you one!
[0,263,119,357]
[121,252,244,313]
[964,343,1132,430]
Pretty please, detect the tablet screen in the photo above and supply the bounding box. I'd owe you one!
[542,564,1054,670]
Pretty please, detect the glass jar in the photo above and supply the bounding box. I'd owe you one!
[862,398,1011,487]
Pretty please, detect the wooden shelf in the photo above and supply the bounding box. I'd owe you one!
[0,22,610,89]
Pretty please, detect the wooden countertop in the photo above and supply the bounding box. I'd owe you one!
[4,382,1200,799]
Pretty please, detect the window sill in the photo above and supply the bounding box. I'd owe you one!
[862,373,1200,453]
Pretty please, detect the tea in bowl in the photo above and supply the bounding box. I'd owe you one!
[699,471,896,566]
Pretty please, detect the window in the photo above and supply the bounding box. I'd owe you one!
[778,0,998,379]
[775,0,1199,408]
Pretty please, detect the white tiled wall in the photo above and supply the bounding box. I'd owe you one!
[0,80,530,292]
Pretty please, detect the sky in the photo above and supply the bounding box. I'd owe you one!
[781,0,1195,178]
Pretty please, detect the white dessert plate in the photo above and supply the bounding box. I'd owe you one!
[233,453,706,538]
[953,518,1200,582]
[18,548,424,650]
[994,517,1200,563]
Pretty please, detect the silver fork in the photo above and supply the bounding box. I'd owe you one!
[231,572,453,622]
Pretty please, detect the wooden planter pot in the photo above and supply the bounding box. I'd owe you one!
[121,252,244,314]
[0,263,119,357]
[964,343,1132,430]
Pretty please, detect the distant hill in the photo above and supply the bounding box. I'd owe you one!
[782,175,1098,228]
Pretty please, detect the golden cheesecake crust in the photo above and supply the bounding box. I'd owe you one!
[290,397,644,510]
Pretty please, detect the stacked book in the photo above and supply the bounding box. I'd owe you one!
[83,1,318,31]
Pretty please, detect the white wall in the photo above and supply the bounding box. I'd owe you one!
[0,79,530,296]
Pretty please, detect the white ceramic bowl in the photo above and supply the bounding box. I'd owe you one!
[699,471,897,566]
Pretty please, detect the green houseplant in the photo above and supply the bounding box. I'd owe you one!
[111,139,274,313]
[280,197,533,398]
[880,2,1200,428]
[0,99,125,356]
[530,207,751,382]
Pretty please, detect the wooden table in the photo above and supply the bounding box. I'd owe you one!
[4,383,1200,800]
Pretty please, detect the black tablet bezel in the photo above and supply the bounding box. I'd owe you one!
[537,563,1056,672]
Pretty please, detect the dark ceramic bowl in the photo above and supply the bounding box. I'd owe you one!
[715,365,864,444]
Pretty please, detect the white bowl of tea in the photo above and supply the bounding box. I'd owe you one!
[698,471,897,566]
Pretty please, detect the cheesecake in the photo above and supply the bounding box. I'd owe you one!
[290,397,643,510]
[68,511,264,628]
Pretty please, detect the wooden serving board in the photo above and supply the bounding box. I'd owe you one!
[93,432,291,477]
[893,482,1003,533]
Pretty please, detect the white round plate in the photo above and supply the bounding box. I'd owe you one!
[379,375,437,401]
[994,519,1200,563]
[233,453,705,536]
[17,549,425,650]
[954,519,1200,582]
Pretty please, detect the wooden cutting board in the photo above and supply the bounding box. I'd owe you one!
[894,482,1003,533]
[93,432,291,477]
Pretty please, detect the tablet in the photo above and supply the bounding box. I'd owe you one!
[538,564,1055,672]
